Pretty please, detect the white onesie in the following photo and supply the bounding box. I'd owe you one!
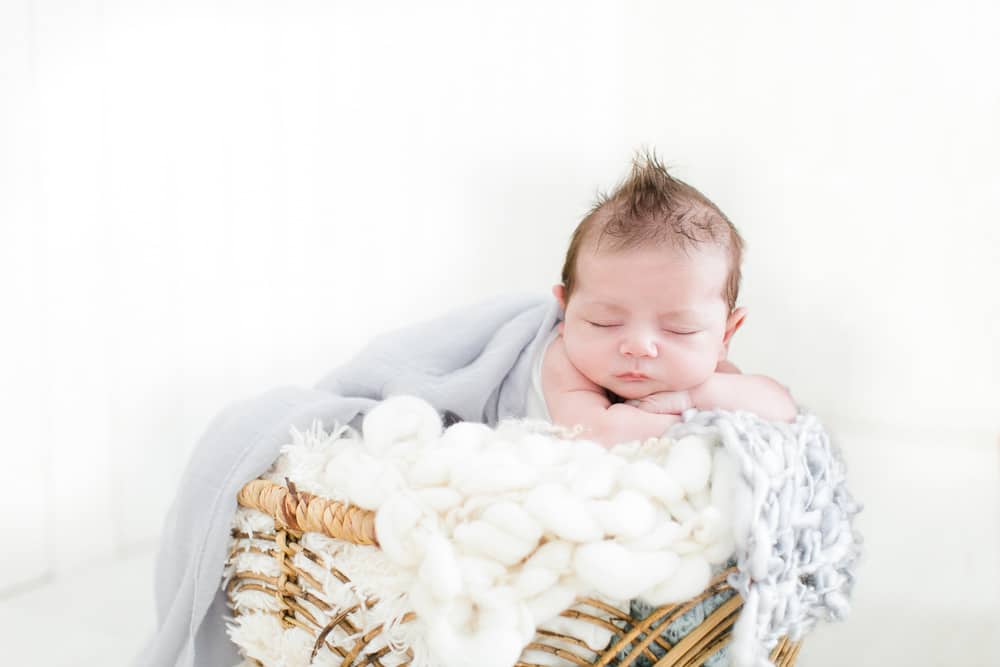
[522,324,561,422]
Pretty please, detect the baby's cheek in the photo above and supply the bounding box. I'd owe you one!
[563,336,596,371]
[668,350,715,387]
[579,343,616,383]
[691,351,720,383]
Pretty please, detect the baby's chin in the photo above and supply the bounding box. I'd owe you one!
[606,376,702,400]
[607,380,671,401]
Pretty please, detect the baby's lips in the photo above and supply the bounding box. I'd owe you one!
[616,371,650,377]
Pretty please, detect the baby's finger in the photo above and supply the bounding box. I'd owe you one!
[626,398,663,414]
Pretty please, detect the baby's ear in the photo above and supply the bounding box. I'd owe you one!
[721,307,747,352]
[551,284,567,310]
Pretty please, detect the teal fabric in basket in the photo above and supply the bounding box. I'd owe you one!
[608,569,737,667]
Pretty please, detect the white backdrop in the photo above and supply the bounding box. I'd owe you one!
[1,0,997,636]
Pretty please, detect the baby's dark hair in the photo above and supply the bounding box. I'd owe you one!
[560,150,745,311]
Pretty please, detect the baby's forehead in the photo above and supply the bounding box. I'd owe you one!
[576,242,730,281]
[573,246,730,314]
[582,230,726,259]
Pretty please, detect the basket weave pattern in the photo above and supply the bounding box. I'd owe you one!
[227,478,801,667]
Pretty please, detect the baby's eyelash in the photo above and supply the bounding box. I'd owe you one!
[587,322,619,328]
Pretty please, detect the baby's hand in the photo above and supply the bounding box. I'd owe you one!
[624,390,693,415]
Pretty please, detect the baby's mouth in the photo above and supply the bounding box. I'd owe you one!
[616,372,649,380]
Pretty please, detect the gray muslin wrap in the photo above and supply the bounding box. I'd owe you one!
[137,293,560,666]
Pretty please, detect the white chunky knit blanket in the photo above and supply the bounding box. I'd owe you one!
[225,395,861,667]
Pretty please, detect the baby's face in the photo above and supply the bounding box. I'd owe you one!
[554,243,744,400]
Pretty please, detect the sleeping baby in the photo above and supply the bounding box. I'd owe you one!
[523,152,797,447]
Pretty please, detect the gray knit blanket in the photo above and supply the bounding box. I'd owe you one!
[671,410,862,666]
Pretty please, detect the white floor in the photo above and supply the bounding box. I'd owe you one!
[0,547,157,666]
[2,428,998,667]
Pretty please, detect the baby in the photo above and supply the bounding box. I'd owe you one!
[536,153,797,447]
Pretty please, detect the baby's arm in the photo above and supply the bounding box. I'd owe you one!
[692,373,797,421]
[542,336,681,447]
[715,359,741,374]
[629,372,797,422]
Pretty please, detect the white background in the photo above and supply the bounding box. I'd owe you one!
[1,1,997,665]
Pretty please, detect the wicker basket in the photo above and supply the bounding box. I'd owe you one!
[226,478,801,667]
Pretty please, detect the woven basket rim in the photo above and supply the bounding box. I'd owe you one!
[230,477,803,666]
[237,477,379,545]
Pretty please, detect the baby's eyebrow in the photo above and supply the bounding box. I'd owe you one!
[584,301,703,319]
[662,309,704,319]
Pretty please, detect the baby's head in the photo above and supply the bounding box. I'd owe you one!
[553,152,746,400]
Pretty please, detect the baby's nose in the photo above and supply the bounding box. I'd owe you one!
[620,336,658,358]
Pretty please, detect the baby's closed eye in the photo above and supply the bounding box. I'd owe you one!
[587,320,700,336]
